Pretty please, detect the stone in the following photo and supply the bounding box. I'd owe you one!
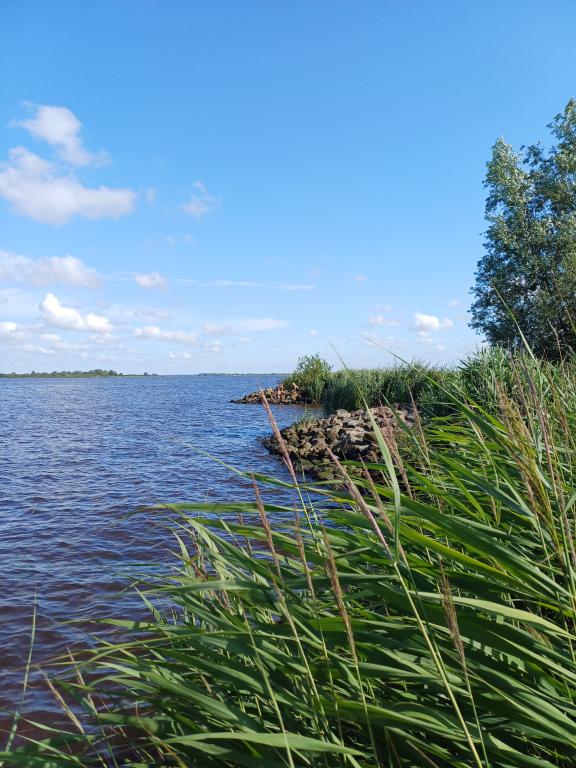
[231,383,315,405]
[262,404,416,479]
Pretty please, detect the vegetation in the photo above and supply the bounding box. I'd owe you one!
[5,353,576,765]
[282,348,576,421]
[283,354,333,403]
[470,99,576,359]
[322,360,449,413]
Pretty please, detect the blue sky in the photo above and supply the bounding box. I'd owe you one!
[0,1,575,373]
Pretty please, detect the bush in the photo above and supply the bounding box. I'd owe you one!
[283,354,332,403]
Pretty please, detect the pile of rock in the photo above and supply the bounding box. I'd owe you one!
[232,382,312,405]
[263,406,416,477]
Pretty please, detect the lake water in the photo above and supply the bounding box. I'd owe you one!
[0,375,318,723]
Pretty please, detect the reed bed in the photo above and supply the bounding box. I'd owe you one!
[321,360,449,413]
[316,348,576,418]
[4,354,576,766]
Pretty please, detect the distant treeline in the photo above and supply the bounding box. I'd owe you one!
[0,369,154,378]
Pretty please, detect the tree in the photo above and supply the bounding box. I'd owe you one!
[470,99,576,359]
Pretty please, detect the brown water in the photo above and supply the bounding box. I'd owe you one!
[0,374,318,725]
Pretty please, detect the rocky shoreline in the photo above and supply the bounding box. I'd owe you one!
[262,405,416,478]
[232,382,313,405]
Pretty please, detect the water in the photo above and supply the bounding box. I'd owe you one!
[0,375,318,723]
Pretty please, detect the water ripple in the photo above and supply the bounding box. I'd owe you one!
[0,375,317,720]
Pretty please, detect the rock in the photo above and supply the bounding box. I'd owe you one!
[231,382,314,405]
[263,404,416,479]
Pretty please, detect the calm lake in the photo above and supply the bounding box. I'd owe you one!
[0,375,317,722]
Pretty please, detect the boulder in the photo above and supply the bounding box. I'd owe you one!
[232,382,314,405]
[263,404,416,479]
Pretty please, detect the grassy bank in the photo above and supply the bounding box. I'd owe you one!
[283,347,576,419]
[4,351,576,765]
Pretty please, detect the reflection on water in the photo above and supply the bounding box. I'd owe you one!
[0,375,319,720]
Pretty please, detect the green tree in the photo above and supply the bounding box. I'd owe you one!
[470,99,576,359]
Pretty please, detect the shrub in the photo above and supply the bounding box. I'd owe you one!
[283,354,332,403]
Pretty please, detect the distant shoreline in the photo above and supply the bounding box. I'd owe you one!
[0,372,288,378]
[0,371,150,378]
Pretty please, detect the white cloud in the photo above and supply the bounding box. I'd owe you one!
[17,104,102,167]
[353,274,367,283]
[33,255,100,288]
[163,233,195,247]
[448,298,460,307]
[177,278,315,292]
[369,315,399,327]
[134,272,167,289]
[20,343,54,355]
[363,332,401,348]
[133,326,197,345]
[203,323,227,336]
[0,321,18,336]
[210,280,266,289]
[281,284,315,291]
[106,303,171,321]
[39,292,112,332]
[309,329,319,337]
[182,181,220,218]
[89,332,119,345]
[0,146,136,224]
[413,312,454,332]
[203,318,287,336]
[0,250,100,288]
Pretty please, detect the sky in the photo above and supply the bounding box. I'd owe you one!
[1,1,576,373]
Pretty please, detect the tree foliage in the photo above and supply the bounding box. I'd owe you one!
[470,99,576,358]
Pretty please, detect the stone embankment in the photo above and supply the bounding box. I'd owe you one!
[232,382,312,405]
[263,405,416,477]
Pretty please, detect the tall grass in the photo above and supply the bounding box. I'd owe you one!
[4,354,576,765]
[322,361,450,413]
[281,349,519,414]
[321,348,576,418]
